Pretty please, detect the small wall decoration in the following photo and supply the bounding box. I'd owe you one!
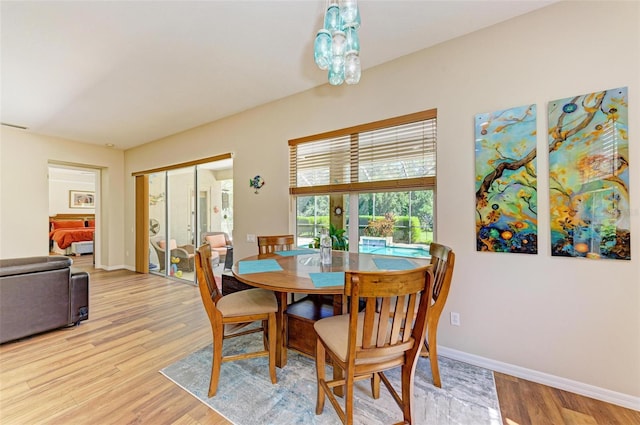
[69,190,95,208]
[475,104,538,254]
[249,175,265,194]
[548,87,630,260]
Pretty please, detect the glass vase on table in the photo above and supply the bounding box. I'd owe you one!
[320,228,332,265]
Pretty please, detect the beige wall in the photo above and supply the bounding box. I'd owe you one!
[1,0,637,407]
[0,127,125,268]
[125,1,640,402]
[48,167,96,215]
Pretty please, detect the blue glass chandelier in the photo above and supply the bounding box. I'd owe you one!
[313,0,361,85]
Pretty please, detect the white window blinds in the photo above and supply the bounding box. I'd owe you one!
[289,109,436,195]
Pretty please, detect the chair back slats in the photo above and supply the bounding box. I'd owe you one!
[389,296,404,344]
[344,266,433,362]
[375,300,390,348]
[257,235,295,254]
[402,294,418,343]
[363,305,377,349]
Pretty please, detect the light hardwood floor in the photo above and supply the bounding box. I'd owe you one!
[1,256,637,424]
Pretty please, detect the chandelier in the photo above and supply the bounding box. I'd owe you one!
[313,0,361,85]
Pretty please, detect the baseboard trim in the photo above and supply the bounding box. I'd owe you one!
[97,264,133,271]
[438,346,640,411]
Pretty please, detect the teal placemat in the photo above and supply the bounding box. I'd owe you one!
[373,258,416,270]
[275,249,317,256]
[238,259,283,274]
[310,272,345,288]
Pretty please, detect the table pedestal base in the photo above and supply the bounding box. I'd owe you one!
[286,295,334,357]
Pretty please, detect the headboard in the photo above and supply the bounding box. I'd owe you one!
[49,214,95,230]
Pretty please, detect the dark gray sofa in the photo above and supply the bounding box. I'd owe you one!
[0,256,89,344]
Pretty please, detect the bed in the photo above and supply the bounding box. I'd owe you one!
[49,214,95,256]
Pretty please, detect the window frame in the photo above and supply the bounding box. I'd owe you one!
[289,109,438,253]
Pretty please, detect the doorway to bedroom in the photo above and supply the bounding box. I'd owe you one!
[48,164,99,265]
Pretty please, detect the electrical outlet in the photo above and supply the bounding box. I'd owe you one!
[450,312,461,326]
[247,234,256,243]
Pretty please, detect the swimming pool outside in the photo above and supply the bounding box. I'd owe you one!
[359,244,430,258]
[297,237,430,258]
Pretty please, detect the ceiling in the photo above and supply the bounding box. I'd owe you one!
[1,1,556,150]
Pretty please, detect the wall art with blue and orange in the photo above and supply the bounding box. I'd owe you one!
[548,87,630,260]
[475,104,538,254]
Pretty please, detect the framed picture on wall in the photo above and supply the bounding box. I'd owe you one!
[69,190,95,208]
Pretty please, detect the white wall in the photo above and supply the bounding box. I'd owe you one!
[0,127,125,268]
[124,1,639,405]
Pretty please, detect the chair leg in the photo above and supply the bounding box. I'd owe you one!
[371,372,380,399]
[400,363,416,424]
[315,339,327,415]
[268,313,277,384]
[427,322,441,388]
[209,327,224,397]
[344,373,354,425]
[262,319,269,351]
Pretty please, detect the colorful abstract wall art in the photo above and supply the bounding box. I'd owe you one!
[475,104,538,254]
[548,87,630,260]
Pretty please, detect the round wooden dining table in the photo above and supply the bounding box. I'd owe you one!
[232,249,432,368]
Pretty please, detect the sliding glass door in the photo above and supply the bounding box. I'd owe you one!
[147,158,233,284]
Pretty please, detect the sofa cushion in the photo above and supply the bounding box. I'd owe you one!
[206,234,227,248]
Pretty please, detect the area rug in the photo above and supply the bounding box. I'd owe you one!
[161,334,503,425]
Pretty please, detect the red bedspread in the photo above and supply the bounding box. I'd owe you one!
[49,228,95,249]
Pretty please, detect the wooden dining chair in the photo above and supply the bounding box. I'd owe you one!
[376,242,456,389]
[257,234,295,254]
[420,242,455,388]
[194,244,278,397]
[257,235,297,303]
[314,266,434,425]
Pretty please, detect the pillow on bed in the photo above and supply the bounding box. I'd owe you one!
[87,220,95,227]
[52,220,84,229]
[206,234,227,248]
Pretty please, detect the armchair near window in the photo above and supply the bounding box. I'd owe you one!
[150,236,196,272]
[202,232,233,269]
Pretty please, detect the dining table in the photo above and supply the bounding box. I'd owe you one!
[231,248,432,368]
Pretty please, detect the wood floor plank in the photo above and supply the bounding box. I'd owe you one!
[1,255,637,425]
[561,407,598,425]
[494,372,640,425]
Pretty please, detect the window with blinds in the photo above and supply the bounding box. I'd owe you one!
[289,109,437,195]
